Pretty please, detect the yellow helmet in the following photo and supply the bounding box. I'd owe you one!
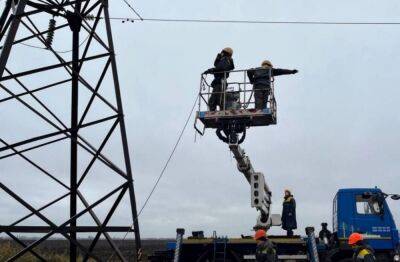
[222,47,233,56]
[261,60,273,68]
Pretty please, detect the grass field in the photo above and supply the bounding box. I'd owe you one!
[0,239,171,261]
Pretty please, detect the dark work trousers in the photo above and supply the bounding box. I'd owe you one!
[209,81,225,111]
[254,86,271,110]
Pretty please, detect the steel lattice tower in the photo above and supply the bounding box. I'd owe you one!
[0,0,141,261]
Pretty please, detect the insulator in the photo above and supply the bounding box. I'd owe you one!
[121,18,134,24]
[84,14,95,21]
[45,18,56,48]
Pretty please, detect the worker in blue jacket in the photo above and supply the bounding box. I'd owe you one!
[247,60,297,110]
[282,189,297,236]
[203,47,235,111]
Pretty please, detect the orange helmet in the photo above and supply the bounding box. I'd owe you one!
[348,232,363,245]
[254,229,267,240]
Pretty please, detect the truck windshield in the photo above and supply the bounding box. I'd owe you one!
[356,195,381,215]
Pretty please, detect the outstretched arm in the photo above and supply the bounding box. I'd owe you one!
[272,68,298,76]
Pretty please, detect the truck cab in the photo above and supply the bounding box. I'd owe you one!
[329,188,400,261]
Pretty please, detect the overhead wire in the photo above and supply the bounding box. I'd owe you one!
[116,0,400,25]
[109,17,400,25]
[10,3,400,53]
[107,93,199,261]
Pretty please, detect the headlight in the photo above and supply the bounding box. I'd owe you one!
[394,254,400,261]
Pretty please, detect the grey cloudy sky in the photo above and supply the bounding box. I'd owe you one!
[1,0,400,239]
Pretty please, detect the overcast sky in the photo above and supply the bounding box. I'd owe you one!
[0,0,400,240]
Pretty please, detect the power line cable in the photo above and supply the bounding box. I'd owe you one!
[107,94,199,261]
[109,17,400,25]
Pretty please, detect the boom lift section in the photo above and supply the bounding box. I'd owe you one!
[229,143,272,228]
[195,69,277,228]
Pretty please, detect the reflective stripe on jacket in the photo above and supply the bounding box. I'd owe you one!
[353,247,376,262]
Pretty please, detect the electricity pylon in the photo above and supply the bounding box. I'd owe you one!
[0,0,141,261]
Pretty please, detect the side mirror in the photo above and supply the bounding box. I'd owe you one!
[391,194,400,200]
[269,214,282,227]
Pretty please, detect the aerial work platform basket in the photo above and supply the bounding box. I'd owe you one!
[194,69,277,136]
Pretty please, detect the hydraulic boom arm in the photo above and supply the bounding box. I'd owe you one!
[228,143,273,229]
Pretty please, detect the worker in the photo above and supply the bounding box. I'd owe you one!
[348,232,376,261]
[203,47,235,111]
[254,229,276,262]
[319,222,332,245]
[281,189,297,236]
[247,60,298,110]
[371,192,386,215]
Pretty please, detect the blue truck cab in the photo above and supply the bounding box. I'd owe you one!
[331,188,400,260]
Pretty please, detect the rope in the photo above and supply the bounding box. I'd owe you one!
[242,89,254,109]
[107,94,199,261]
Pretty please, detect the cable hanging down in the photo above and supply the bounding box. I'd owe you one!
[107,94,199,261]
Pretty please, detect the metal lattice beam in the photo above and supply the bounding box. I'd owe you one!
[0,0,141,261]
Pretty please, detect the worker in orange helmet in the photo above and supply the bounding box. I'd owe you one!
[348,232,376,261]
[254,229,276,262]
